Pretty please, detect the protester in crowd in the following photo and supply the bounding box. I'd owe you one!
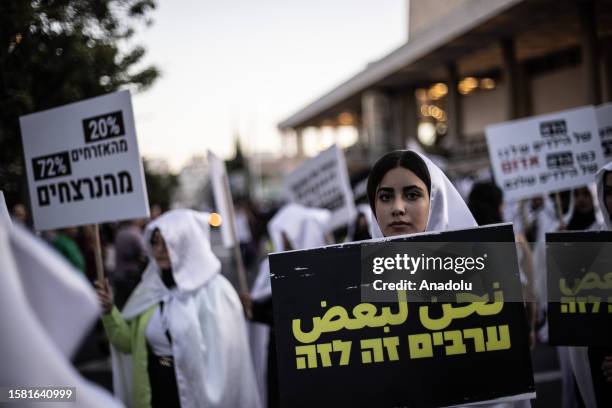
[346,203,373,242]
[112,219,147,309]
[150,204,163,220]
[367,150,530,407]
[241,203,332,408]
[95,209,260,408]
[468,181,537,349]
[52,227,86,274]
[11,203,29,226]
[564,186,603,232]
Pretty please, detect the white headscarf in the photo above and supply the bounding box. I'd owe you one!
[370,151,477,238]
[0,222,122,408]
[596,161,612,230]
[113,209,261,408]
[267,203,331,251]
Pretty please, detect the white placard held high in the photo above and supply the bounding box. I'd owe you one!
[207,151,237,248]
[596,103,612,162]
[19,90,149,230]
[283,145,356,230]
[486,106,605,201]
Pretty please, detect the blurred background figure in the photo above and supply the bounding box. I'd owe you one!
[346,203,373,242]
[242,203,332,408]
[564,186,603,231]
[52,227,86,275]
[112,218,147,309]
[468,181,537,349]
[11,203,30,227]
[150,204,163,220]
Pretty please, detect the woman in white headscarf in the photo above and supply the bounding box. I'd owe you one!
[366,150,530,408]
[366,150,477,238]
[95,209,261,408]
[244,203,332,408]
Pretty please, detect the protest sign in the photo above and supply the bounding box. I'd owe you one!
[283,144,356,231]
[546,231,612,346]
[270,223,534,408]
[486,106,604,201]
[597,103,612,162]
[19,90,149,231]
[207,150,249,295]
[0,191,11,226]
[208,150,237,248]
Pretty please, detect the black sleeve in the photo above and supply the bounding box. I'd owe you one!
[251,295,274,326]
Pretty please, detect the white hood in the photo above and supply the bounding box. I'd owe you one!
[268,203,331,252]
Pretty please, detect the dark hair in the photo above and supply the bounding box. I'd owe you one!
[468,182,503,225]
[366,150,431,214]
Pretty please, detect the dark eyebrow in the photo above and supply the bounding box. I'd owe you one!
[403,185,424,192]
[376,186,394,194]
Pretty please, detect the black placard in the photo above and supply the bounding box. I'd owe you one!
[270,223,535,408]
[546,231,612,346]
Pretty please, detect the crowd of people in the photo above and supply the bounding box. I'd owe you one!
[3,149,612,407]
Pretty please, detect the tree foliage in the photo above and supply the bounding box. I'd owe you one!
[0,0,160,207]
[143,159,178,212]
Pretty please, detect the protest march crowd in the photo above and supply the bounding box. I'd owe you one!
[2,91,612,408]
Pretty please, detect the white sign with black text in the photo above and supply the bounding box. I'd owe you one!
[19,90,149,230]
[486,106,605,201]
[283,144,356,230]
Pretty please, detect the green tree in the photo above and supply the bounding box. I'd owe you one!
[0,0,160,208]
[143,159,178,212]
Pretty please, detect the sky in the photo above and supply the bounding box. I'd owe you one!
[130,0,406,172]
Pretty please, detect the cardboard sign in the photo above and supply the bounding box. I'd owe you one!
[486,106,605,201]
[207,151,237,248]
[596,103,612,162]
[546,231,612,346]
[0,191,11,226]
[19,91,149,230]
[270,224,535,408]
[283,145,356,231]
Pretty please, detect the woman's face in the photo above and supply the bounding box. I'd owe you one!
[151,229,171,269]
[375,167,430,237]
[605,172,612,219]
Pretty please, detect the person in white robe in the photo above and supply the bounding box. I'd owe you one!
[97,209,261,408]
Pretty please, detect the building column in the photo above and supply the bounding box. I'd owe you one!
[295,128,305,159]
[579,0,602,105]
[445,63,463,150]
[603,43,612,102]
[389,88,419,150]
[501,38,520,120]
[362,90,392,164]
